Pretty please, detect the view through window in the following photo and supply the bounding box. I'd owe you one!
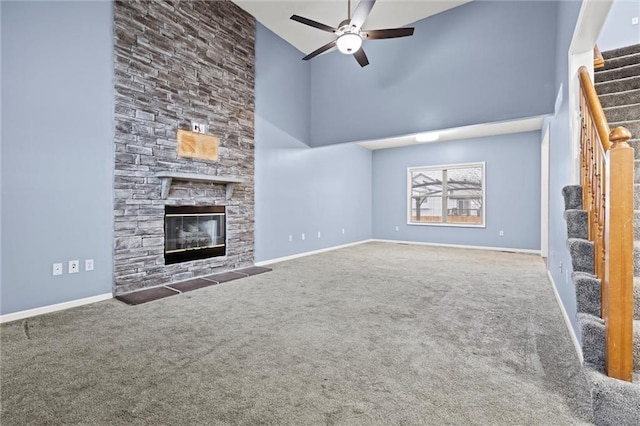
[407,163,485,226]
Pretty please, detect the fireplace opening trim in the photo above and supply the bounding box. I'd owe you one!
[164,205,227,265]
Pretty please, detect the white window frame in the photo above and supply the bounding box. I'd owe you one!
[407,162,486,228]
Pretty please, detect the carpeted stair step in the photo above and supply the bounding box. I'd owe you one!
[634,241,640,277]
[573,271,601,317]
[579,313,640,375]
[562,185,582,210]
[585,365,640,426]
[600,51,640,71]
[599,88,640,109]
[635,277,640,320]
[595,75,640,95]
[635,160,640,184]
[602,44,640,60]
[627,140,640,160]
[579,312,605,367]
[568,238,594,273]
[610,119,640,137]
[564,209,588,239]
[635,320,640,371]
[603,103,640,124]
[595,62,640,84]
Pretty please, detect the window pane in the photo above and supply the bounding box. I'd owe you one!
[446,166,483,224]
[410,170,443,223]
[411,196,443,223]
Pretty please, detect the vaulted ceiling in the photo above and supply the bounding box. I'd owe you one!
[232,0,546,148]
[231,0,470,54]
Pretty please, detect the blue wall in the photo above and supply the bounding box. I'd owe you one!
[309,0,558,147]
[255,24,372,263]
[598,0,640,52]
[372,132,541,250]
[546,0,584,337]
[1,1,114,315]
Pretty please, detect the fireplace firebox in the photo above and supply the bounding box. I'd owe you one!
[164,206,226,264]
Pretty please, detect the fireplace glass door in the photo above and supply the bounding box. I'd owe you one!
[164,206,226,264]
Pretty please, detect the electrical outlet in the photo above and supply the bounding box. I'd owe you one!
[69,260,79,274]
[288,235,292,242]
[395,226,399,231]
[632,17,638,25]
[191,122,207,133]
[317,231,321,238]
[53,263,63,276]
[301,233,305,241]
[342,228,345,235]
[499,230,504,236]
[85,259,94,271]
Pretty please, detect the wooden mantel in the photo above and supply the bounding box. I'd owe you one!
[154,172,243,200]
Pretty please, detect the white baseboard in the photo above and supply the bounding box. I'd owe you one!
[0,293,113,324]
[546,270,584,364]
[255,239,373,266]
[371,239,541,255]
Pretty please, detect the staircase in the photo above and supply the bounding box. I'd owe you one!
[561,44,640,425]
[595,44,640,377]
[563,185,640,425]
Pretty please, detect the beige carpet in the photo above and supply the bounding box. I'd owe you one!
[1,242,593,425]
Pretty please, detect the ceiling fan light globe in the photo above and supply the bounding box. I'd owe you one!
[336,33,362,55]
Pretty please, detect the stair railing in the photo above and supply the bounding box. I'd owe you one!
[578,65,634,382]
[593,45,604,69]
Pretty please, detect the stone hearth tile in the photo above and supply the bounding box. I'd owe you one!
[115,286,178,305]
[235,266,272,276]
[202,271,246,284]
[168,278,216,293]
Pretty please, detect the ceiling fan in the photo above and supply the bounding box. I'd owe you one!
[290,0,415,67]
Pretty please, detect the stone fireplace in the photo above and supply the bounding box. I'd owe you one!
[112,0,255,294]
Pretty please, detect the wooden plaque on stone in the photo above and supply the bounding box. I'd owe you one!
[177,129,218,162]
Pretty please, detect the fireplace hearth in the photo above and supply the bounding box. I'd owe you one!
[164,206,226,264]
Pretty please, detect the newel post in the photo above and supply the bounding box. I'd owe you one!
[604,126,634,381]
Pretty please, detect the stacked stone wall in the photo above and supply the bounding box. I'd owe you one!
[113,0,255,294]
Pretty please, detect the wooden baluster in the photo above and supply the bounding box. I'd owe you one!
[604,126,634,381]
[599,144,606,282]
[600,157,607,284]
[587,138,595,241]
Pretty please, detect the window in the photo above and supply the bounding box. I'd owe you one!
[407,163,485,227]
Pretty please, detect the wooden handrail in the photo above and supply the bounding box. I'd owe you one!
[578,68,611,151]
[594,45,605,69]
[578,65,634,382]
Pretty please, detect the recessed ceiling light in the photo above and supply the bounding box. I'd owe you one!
[415,133,439,142]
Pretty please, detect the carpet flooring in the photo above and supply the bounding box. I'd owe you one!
[1,242,593,425]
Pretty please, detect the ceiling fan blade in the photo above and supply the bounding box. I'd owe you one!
[290,15,336,33]
[303,40,338,61]
[353,48,369,67]
[363,28,415,40]
[350,0,376,30]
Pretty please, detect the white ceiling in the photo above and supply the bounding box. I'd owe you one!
[232,0,470,54]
